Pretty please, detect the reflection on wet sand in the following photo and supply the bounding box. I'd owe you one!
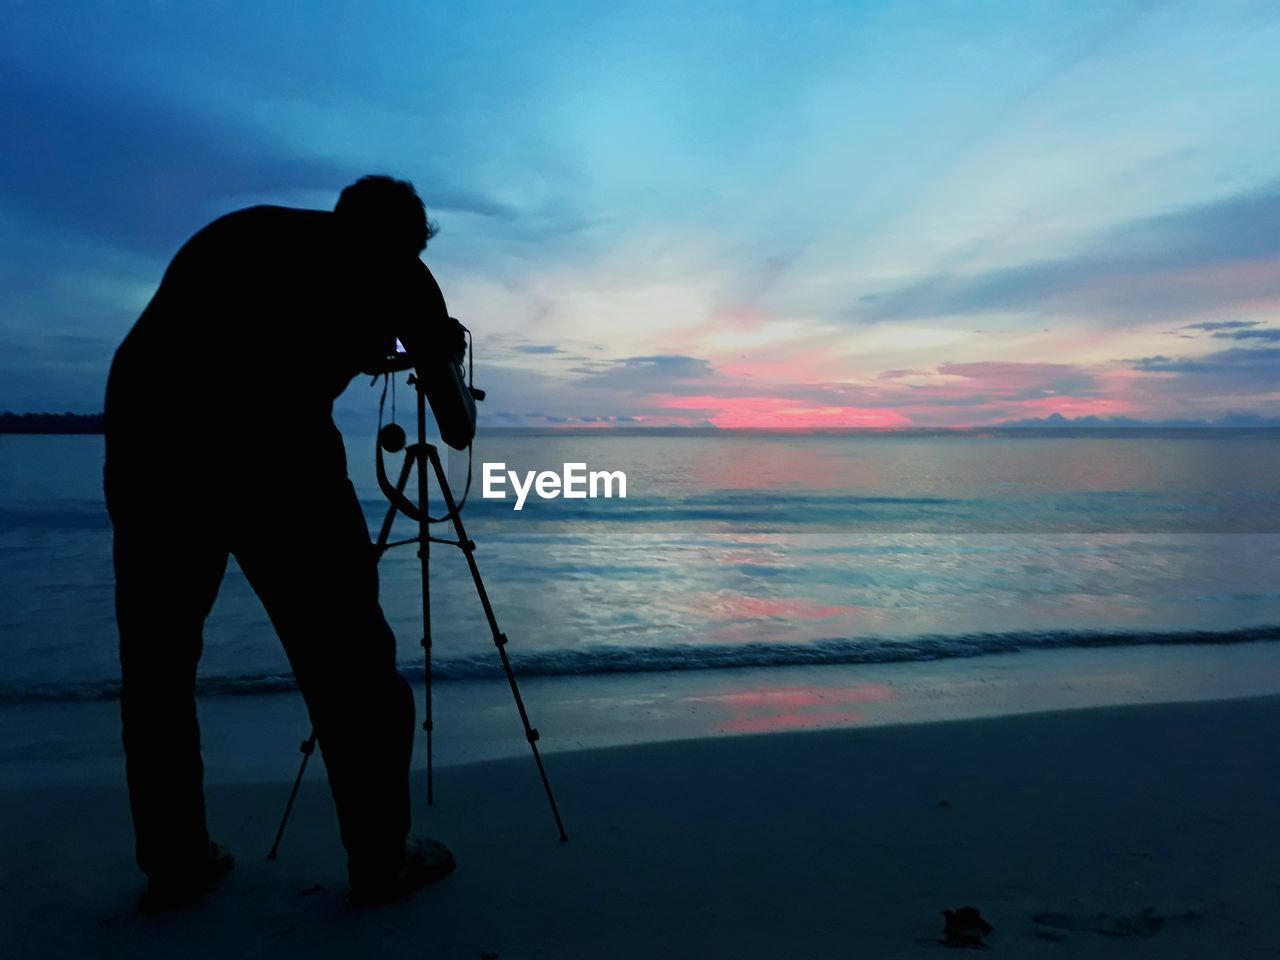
[689,683,897,734]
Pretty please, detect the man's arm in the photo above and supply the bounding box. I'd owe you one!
[394,260,477,449]
[387,259,460,363]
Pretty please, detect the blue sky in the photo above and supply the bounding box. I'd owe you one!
[2,0,1278,426]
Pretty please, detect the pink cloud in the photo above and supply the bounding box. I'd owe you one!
[654,394,912,428]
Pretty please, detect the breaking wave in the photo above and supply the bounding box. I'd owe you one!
[4,624,1277,704]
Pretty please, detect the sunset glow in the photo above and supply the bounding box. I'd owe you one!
[3,3,1279,428]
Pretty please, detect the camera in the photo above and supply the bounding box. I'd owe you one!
[368,324,482,450]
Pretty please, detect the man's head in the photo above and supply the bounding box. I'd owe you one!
[334,175,436,255]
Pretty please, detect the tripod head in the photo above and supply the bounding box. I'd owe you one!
[374,312,484,507]
[375,360,483,525]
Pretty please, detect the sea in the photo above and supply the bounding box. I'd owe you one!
[2,428,1279,705]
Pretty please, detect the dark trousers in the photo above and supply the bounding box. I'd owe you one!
[104,446,414,879]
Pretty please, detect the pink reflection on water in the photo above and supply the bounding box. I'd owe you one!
[696,683,897,734]
[704,594,854,621]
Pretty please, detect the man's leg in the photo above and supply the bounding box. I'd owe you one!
[109,470,228,880]
[231,476,416,881]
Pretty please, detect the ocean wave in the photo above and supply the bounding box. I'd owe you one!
[371,490,1280,532]
[4,489,1277,534]
[0,504,112,530]
[3,624,1277,704]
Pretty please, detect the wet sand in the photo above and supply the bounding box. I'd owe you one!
[3,692,1278,958]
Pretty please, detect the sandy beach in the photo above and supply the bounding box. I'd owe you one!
[4,688,1279,959]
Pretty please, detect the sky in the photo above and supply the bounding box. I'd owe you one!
[1,0,1279,428]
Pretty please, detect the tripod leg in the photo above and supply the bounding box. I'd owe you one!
[426,447,569,842]
[376,455,415,551]
[377,448,434,805]
[414,442,434,806]
[267,732,317,859]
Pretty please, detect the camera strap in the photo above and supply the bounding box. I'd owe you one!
[373,338,475,524]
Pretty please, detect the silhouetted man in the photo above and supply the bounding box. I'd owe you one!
[104,176,468,908]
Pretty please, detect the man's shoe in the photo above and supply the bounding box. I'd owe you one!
[348,837,455,907]
[140,841,235,911]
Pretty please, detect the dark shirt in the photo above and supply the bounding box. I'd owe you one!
[104,205,453,468]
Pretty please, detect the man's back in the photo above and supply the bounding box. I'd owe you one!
[105,205,442,452]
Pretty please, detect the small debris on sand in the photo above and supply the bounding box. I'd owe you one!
[916,906,994,948]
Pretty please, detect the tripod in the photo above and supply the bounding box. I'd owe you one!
[268,374,568,859]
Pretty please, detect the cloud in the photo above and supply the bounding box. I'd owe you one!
[1130,346,1280,386]
[991,411,1280,428]
[7,5,1280,429]
[856,183,1280,323]
[0,60,510,258]
[1213,328,1280,341]
[0,62,350,255]
[569,354,715,390]
[934,361,1097,399]
[1184,319,1258,331]
[856,362,1104,410]
[421,191,515,220]
[612,358,1119,428]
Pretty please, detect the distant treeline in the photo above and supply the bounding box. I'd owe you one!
[0,412,105,434]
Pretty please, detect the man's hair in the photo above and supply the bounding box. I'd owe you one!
[334,175,437,253]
